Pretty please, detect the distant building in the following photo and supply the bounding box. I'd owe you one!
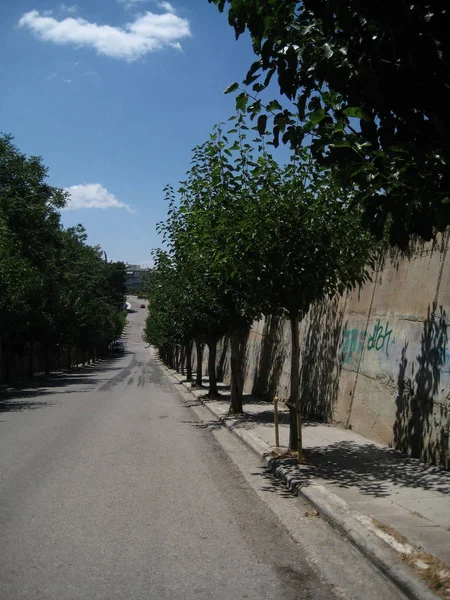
[125,264,151,291]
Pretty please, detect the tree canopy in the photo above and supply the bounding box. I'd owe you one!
[211,0,450,248]
[0,135,126,379]
[147,115,376,444]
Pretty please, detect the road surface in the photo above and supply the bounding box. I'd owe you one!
[0,296,405,600]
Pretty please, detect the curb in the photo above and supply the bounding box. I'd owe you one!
[166,368,438,600]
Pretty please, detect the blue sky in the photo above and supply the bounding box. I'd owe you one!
[0,0,261,265]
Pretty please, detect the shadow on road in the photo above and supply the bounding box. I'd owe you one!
[0,353,128,413]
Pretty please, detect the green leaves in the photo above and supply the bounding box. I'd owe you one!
[257,114,267,135]
[211,0,450,247]
[224,82,239,94]
[267,100,282,112]
[0,134,126,353]
[310,108,327,125]
[342,107,371,122]
[235,92,248,112]
[153,111,376,343]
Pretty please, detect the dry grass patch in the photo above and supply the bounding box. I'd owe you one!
[372,518,409,545]
[402,551,450,598]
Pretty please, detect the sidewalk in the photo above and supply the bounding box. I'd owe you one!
[168,370,450,599]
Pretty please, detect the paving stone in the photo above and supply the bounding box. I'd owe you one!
[393,497,450,527]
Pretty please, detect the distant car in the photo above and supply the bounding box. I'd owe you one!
[112,341,125,353]
[140,303,145,308]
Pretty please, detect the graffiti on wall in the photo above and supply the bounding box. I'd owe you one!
[367,320,393,356]
[340,319,395,366]
[339,328,365,365]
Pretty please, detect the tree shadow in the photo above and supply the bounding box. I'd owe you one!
[252,314,287,402]
[394,304,449,468]
[251,466,297,498]
[300,296,345,422]
[244,409,291,425]
[0,353,131,412]
[216,336,229,382]
[267,439,450,498]
[387,232,448,271]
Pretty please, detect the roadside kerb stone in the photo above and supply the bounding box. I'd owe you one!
[165,368,440,600]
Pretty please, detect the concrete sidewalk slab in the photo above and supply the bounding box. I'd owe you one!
[167,370,450,599]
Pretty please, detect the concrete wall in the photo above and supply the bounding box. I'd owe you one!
[205,233,450,469]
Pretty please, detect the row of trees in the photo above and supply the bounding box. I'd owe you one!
[146,0,449,455]
[144,115,377,452]
[0,135,127,382]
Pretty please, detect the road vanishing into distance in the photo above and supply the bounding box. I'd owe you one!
[0,297,406,600]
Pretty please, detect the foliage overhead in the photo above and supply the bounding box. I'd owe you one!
[211,0,450,248]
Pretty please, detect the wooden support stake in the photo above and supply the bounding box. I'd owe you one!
[273,396,280,448]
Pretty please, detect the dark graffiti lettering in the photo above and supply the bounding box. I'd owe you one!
[367,319,392,357]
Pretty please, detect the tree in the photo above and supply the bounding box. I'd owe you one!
[0,135,126,379]
[0,215,38,377]
[57,226,127,361]
[244,147,376,454]
[153,114,375,437]
[161,121,272,414]
[0,134,66,374]
[211,0,450,248]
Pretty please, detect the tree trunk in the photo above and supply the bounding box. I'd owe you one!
[288,312,302,454]
[67,345,72,369]
[0,337,5,384]
[180,346,185,376]
[229,328,248,415]
[29,338,34,378]
[195,340,203,386]
[5,344,10,384]
[206,337,219,398]
[168,347,173,369]
[44,345,50,375]
[185,341,193,381]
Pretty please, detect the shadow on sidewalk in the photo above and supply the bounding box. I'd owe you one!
[269,440,450,498]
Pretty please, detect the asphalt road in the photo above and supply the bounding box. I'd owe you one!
[0,297,404,600]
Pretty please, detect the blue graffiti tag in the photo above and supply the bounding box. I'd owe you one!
[340,320,394,364]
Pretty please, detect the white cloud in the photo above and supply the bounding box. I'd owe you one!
[64,184,135,212]
[117,0,151,9]
[60,4,78,13]
[158,2,175,13]
[19,7,191,60]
